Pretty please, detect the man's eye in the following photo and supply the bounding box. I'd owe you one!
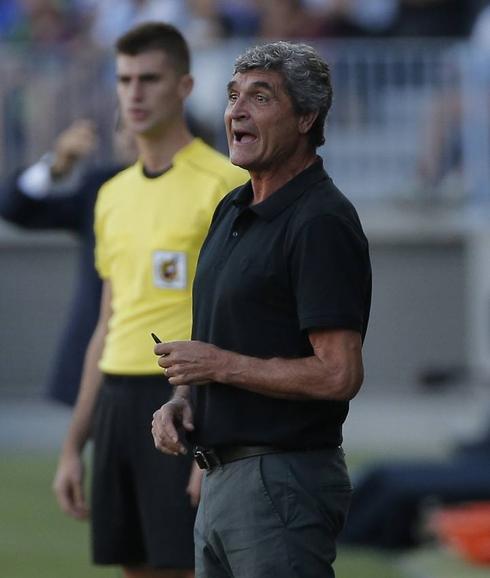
[228,93,238,102]
[256,94,267,103]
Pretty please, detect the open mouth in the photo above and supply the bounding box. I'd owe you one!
[233,130,257,144]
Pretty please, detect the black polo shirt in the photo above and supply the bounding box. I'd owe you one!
[190,158,371,449]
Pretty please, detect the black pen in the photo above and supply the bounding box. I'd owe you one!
[151,332,162,344]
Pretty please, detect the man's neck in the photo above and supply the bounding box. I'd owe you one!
[250,150,317,205]
[137,125,193,173]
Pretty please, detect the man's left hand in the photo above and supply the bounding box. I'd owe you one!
[154,340,226,386]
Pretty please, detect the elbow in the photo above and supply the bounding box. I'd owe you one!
[343,368,364,400]
[317,363,364,401]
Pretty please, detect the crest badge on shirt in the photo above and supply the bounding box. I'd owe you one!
[153,251,187,290]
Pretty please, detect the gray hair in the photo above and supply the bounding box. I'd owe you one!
[234,41,332,148]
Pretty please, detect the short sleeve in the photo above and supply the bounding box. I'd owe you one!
[289,214,370,334]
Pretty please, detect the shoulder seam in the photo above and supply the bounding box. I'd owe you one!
[183,157,236,191]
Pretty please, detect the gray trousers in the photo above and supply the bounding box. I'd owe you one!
[194,447,352,578]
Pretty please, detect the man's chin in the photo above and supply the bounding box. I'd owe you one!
[229,152,253,171]
[126,120,154,136]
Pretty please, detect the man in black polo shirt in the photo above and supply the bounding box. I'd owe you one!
[151,40,372,578]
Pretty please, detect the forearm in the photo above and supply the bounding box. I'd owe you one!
[171,385,191,402]
[0,172,78,230]
[216,349,362,401]
[0,176,37,224]
[157,330,364,401]
[61,325,105,455]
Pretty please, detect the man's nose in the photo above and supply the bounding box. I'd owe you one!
[229,98,249,119]
[129,80,144,101]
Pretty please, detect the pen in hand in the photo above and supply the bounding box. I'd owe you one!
[151,332,168,358]
[151,333,170,378]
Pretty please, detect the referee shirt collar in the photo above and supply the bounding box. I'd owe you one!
[232,157,327,221]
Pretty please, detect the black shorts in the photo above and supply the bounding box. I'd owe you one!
[91,374,196,569]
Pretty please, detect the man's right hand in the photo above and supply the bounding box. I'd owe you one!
[52,451,89,520]
[152,396,194,456]
[50,119,98,179]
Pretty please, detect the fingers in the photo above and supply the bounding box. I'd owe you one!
[72,482,88,518]
[154,342,173,356]
[156,351,183,383]
[182,404,195,432]
[52,454,89,520]
[154,341,211,386]
[151,406,188,456]
[53,477,71,514]
[53,475,88,520]
[58,121,97,156]
[158,355,170,371]
[155,344,173,380]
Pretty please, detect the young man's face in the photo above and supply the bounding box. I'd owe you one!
[116,50,190,138]
[224,69,304,172]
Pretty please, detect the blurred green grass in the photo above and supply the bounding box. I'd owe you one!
[0,454,114,578]
[0,452,406,578]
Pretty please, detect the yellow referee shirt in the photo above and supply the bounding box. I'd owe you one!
[95,138,248,375]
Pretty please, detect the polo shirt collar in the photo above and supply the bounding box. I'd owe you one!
[233,157,327,221]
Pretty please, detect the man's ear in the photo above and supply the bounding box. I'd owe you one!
[298,111,318,134]
[178,74,194,100]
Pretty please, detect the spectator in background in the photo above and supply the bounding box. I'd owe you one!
[332,0,398,37]
[302,0,398,37]
[0,0,22,36]
[88,0,244,50]
[416,0,490,196]
[217,0,260,38]
[0,119,132,405]
[298,0,482,39]
[472,0,490,49]
[257,0,327,39]
[88,0,188,49]
[185,0,227,48]
[0,0,84,48]
[393,0,476,37]
[255,0,398,41]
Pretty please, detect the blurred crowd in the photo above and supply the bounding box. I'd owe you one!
[0,0,488,52]
[0,0,489,194]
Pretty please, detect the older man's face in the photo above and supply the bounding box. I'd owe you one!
[224,69,304,172]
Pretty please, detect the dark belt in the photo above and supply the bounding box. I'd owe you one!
[193,445,282,470]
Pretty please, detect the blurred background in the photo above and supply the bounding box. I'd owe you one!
[1,1,490,577]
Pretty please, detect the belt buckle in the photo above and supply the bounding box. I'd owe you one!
[193,446,219,470]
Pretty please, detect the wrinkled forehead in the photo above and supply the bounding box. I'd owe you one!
[227,69,286,92]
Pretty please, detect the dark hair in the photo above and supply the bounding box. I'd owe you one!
[234,41,332,148]
[116,22,190,76]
